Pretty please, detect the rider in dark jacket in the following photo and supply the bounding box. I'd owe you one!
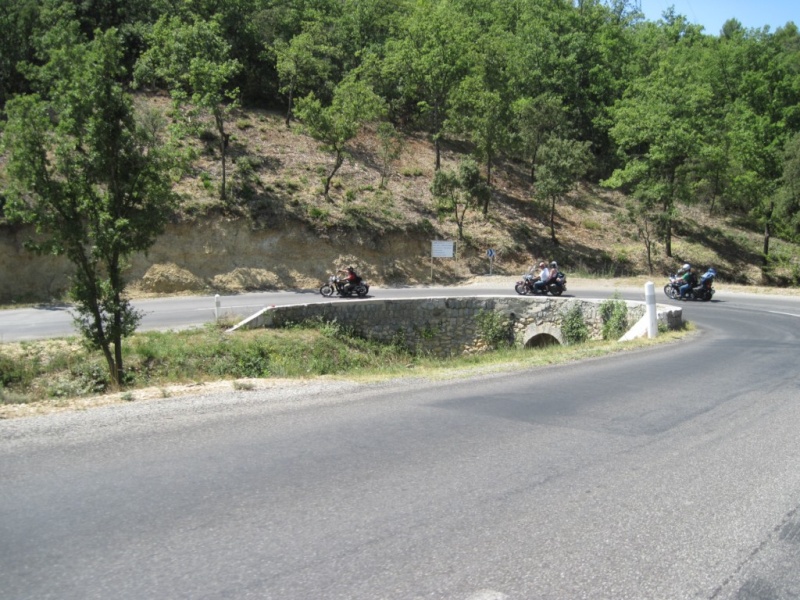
[338,266,361,294]
[679,267,698,300]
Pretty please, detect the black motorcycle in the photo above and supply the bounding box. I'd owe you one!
[514,272,566,296]
[320,275,369,298]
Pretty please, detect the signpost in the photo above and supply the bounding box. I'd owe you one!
[430,240,456,280]
[486,248,495,275]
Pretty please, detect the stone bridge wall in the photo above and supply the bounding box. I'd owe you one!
[232,296,683,357]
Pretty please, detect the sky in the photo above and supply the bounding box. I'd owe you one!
[637,0,797,35]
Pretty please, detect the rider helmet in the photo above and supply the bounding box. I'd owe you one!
[682,263,691,271]
[550,261,558,269]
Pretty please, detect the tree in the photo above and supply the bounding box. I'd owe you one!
[135,14,241,202]
[2,28,179,386]
[447,73,506,212]
[511,93,569,184]
[776,132,800,239]
[376,122,406,189]
[272,25,338,127]
[625,198,659,274]
[604,25,711,257]
[294,74,384,200]
[382,1,474,170]
[431,158,489,241]
[536,137,591,245]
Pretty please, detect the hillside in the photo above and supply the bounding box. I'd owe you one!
[161,98,797,288]
[1,96,798,303]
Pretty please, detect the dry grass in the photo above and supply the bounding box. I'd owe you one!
[152,93,799,287]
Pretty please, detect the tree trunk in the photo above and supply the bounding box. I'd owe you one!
[216,112,227,201]
[550,196,558,245]
[762,201,773,277]
[285,87,294,128]
[324,150,345,200]
[455,202,466,240]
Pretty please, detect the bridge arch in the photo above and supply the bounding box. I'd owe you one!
[522,323,564,348]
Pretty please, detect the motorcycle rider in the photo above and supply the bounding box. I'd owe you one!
[534,261,551,293]
[338,266,361,294]
[679,265,698,300]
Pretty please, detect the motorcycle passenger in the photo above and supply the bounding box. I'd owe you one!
[548,261,562,289]
[338,266,361,294]
[699,267,716,285]
[679,266,698,300]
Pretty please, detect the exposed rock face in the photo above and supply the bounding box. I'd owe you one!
[0,218,469,303]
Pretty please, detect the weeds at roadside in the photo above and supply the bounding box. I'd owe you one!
[0,319,693,416]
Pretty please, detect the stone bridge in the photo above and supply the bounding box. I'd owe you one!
[230,296,683,357]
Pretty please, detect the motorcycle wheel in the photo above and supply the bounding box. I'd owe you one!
[356,284,369,297]
[320,284,334,297]
[514,283,527,295]
[664,284,678,300]
[549,285,563,296]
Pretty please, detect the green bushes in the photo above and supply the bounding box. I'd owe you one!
[562,304,589,344]
[475,309,513,349]
[600,295,629,340]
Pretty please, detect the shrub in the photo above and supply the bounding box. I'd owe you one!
[562,304,589,344]
[600,295,629,340]
[475,309,513,349]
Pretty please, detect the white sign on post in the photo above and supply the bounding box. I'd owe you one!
[430,240,456,280]
[431,240,455,258]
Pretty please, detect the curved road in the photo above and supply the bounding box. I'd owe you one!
[2,285,800,599]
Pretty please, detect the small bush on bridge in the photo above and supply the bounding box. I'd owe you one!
[562,305,589,344]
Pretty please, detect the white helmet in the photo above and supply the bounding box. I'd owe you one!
[682,263,691,271]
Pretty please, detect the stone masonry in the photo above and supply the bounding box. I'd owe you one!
[231,296,683,357]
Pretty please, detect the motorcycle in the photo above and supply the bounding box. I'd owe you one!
[320,275,369,298]
[514,271,567,296]
[663,272,715,301]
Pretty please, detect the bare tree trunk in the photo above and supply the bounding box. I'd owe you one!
[285,83,294,128]
[324,150,345,201]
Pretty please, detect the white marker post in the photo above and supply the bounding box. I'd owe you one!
[215,294,220,322]
[645,282,657,338]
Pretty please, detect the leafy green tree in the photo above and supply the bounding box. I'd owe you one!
[536,136,591,245]
[605,25,711,256]
[725,102,783,268]
[776,132,800,239]
[272,25,338,127]
[448,74,505,208]
[376,122,406,189]
[135,14,241,202]
[383,1,475,170]
[511,93,569,184]
[431,158,489,241]
[0,0,39,107]
[2,28,179,386]
[294,74,385,200]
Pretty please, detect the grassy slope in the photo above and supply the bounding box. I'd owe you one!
[173,96,798,288]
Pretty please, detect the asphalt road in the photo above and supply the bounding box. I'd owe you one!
[2,286,800,599]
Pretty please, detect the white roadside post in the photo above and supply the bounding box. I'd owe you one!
[645,281,657,338]
[215,294,220,322]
